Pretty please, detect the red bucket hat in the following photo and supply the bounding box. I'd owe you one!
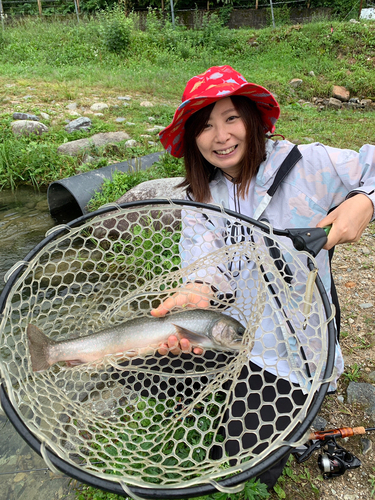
[159,65,280,158]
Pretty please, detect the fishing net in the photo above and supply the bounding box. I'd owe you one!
[0,199,336,498]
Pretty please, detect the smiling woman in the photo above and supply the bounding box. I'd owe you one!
[155,64,375,488]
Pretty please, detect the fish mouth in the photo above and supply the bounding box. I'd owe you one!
[214,145,238,156]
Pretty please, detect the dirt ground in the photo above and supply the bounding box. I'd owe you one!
[269,222,375,500]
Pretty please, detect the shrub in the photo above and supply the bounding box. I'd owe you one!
[99,5,132,54]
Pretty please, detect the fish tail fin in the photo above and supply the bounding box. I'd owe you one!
[27,324,54,372]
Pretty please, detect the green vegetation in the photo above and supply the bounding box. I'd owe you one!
[1,13,375,198]
[87,154,184,211]
[2,0,361,20]
[272,456,320,499]
[76,477,269,500]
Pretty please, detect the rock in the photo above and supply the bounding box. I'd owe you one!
[126,122,135,126]
[13,112,39,121]
[66,102,78,110]
[369,371,375,382]
[309,71,316,77]
[14,472,27,482]
[327,97,343,110]
[22,95,33,99]
[312,415,328,430]
[360,98,373,108]
[82,153,96,164]
[115,117,126,123]
[140,101,154,107]
[57,131,130,156]
[361,246,371,254]
[125,139,137,147]
[65,116,92,133]
[117,96,131,101]
[90,102,109,112]
[349,18,360,23]
[332,85,350,102]
[40,112,50,120]
[11,120,48,137]
[116,177,186,204]
[361,437,372,455]
[147,126,165,133]
[148,116,155,121]
[347,382,375,419]
[359,303,373,309]
[289,78,303,88]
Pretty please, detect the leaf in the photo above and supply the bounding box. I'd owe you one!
[273,483,286,499]
[311,484,320,496]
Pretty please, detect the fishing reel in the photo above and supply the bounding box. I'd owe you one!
[317,438,362,479]
[293,436,362,479]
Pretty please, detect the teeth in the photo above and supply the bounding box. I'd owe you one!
[216,146,236,155]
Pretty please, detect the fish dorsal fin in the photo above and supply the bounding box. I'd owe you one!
[173,324,210,346]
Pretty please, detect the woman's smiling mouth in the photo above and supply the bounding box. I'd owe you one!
[215,145,238,156]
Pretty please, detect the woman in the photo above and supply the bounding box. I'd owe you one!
[151,65,375,486]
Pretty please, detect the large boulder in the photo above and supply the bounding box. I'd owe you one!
[93,177,186,240]
[57,131,131,156]
[116,177,186,204]
[11,120,48,137]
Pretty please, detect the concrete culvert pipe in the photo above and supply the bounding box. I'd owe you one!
[47,152,164,222]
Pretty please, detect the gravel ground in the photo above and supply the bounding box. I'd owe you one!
[269,221,375,500]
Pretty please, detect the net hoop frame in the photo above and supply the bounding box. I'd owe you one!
[0,198,337,499]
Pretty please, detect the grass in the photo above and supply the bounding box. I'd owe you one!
[1,13,375,195]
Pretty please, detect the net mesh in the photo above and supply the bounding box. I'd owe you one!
[0,201,331,491]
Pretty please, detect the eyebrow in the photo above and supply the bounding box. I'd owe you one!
[220,107,237,116]
[207,106,238,121]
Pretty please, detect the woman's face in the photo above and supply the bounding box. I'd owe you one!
[195,97,247,179]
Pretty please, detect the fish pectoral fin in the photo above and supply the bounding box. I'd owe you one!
[173,325,209,346]
[66,360,84,367]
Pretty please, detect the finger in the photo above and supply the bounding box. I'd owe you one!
[157,343,169,356]
[179,338,192,353]
[151,296,181,317]
[168,335,181,355]
[193,346,204,355]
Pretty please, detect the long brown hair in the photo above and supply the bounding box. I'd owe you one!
[178,96,266,203]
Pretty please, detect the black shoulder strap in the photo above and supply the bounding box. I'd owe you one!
[267,145,302,197]
[264,144,341,341]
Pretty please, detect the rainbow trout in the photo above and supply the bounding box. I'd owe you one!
[27,309,245,372]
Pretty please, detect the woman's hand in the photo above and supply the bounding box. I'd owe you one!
[317,194,374,250]
[151,282,212,355]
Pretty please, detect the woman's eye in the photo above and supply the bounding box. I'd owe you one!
[227,115,239,122]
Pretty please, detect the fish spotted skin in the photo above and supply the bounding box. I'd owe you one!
[27,309,245,372]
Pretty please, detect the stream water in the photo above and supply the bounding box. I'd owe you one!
[0,188,77,500]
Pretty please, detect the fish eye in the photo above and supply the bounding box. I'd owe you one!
[237,327,245,336]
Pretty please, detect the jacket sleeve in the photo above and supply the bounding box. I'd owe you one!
[320,143,375,219]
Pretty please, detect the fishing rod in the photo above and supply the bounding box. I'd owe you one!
[293,425,375,479]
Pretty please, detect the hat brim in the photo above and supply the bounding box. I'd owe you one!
[159,82,280,158]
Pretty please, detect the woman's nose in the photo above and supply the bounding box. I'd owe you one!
[214,125,230,143]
